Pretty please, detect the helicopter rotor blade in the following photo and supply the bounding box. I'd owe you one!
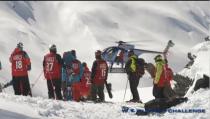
[126,39,153,43]
[134,43,150,47]
[133,48,163,54]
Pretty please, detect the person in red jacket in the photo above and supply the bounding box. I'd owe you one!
[80,62,92,101]
[9,42,32,96]
[163,59,178,100]
[164,59,173,87]
[91,50,108,102]
[43,44,63,100]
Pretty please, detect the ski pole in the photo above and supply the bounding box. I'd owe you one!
[27,71,43,97]
[31,71,43,88]
[123,78,129,102]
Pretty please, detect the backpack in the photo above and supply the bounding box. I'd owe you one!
[136,58,145,77]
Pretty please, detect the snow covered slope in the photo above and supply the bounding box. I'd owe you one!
[0,88,209,119]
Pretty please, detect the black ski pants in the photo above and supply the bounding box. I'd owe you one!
[153,84,165,99]
[12,76,32,96]
[47,79,62,100]
[91,84,105,102]
[128,74,140,101]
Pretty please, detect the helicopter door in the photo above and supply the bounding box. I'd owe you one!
[108,49,126,73]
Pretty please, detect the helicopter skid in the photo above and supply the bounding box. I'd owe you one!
[108,67,126,73]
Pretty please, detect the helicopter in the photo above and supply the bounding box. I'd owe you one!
[101,40,175,73]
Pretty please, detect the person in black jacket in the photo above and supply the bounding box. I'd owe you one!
[125,50,142,103]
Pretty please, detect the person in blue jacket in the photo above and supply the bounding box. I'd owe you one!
[62,50,83,101]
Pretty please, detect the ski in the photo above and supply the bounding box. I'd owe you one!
[105,81,113,98]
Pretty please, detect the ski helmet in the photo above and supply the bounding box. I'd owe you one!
[17,42,23,50]
[154,54,162,62]
[71,50,76,58]
[82,62,87,67]
[128,50,134,57]
[95,50,102,59]
[49,44,57,53]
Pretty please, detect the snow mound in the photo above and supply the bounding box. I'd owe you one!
[178,41,210,96]
[0,89,209,119]
[179,41,210,79]
[165,89,210,119]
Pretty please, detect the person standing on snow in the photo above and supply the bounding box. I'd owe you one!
[90,50,108,102]
[125,50,143,103]
[43,44,63,100]
[153,54,166,99]
[163,59,178,100]
[9,42,32,96]
[80,62,92,101]
[62,50,83,101]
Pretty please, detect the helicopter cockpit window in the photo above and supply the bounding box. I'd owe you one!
[106,48,115,58]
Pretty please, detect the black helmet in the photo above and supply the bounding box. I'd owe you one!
[17,42,23,48]
[95,50,101,56]
[71,50,76,57]
[154,54,162,62]
[82,62,87,67]
[49,44,57,53]
[128,50,134,57]
[95,50,102,59]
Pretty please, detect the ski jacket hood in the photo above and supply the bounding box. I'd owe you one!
[63,51,76,65]
[129,55,138,72]
[154,59,165,87]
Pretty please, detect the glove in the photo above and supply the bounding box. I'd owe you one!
[154,79,158,84]
[27,65,31,71]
